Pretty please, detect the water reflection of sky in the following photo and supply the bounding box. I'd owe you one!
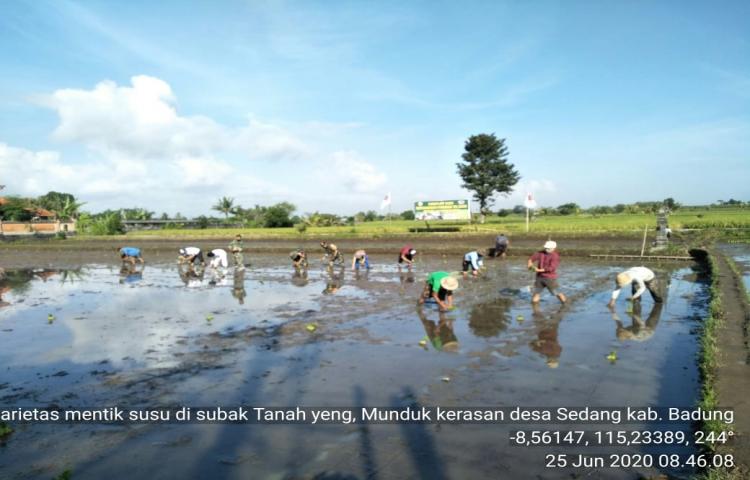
[0,265,372,370]
[0,260,706,385]
[0,259,710,479]
[719,243,750,292]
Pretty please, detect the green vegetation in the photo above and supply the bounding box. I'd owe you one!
[0,421,12,439]
[456,133,519,220]
[97,208,750,239]
[53,470,72,480]
[212,196,235,219]
[694,254,742,480]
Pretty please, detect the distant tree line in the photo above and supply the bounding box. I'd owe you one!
[0,191,85,222]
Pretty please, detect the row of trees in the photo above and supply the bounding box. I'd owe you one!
[497,198,683,217]
[0,191,85,222]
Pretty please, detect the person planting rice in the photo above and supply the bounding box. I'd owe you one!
[527,241,567,304]
[607,266,663,308]
[418,271,459,311]
[206,249,229,270]
[118,246,144,265]
[351,249,370,270]
[290,248,308,269]
[320,241,343,268]
[178,246,204,267]
[228,234,244,270]
[462,250,484,277]
[494,233,510,258]
[398,245,417,267]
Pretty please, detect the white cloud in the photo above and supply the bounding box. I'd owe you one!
[2,75,393,215]
[330,150,388,194]
[40,75,308,164]
[0,143,96,196]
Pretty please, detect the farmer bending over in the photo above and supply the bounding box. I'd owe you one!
[418,271,459,312]
[178,247,204,266]
[462,250,484,277]
[608,266,663,308]
[207,249,229,270]
[352,249,370,270]
[398,245,417,268]
[290,248,308,269]
[118,246,144,266]
[320,241,343,268]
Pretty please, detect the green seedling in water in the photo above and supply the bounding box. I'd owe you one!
[516,314,525,322]
[206,315,214,322]
[53,470,72,480]
[306,323,317,332]
[47,314,55,324]
[418,337,428,347]
[606,351,618,363]
[0,422,13,438]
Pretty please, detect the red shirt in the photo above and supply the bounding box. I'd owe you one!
[529,250,560,279]
[400,245,413,256]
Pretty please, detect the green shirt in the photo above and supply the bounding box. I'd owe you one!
[427,271,450,292]
[229,239,243,253]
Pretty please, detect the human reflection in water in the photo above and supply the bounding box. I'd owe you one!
[291,268,309,288]
[612,302,663,342]
[529,303,564,369]
[354,267,370,282]
[323,267,344,294]
[119,263,144,285]
[468,297,512,337]
[232,268,246,305]
[0,268,9,307]
[417,305,458,352]
[398,270,415,294]
[178,263,205,288]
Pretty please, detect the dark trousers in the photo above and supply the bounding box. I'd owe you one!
[633,279,663,303]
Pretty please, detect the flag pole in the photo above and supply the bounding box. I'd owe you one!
[526,207,529,233]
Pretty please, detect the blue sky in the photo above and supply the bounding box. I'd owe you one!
[0,0,747,216]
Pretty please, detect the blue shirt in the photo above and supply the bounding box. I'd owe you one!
[120,247,141,257]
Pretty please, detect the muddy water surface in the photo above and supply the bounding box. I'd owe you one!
[0,255,708,479]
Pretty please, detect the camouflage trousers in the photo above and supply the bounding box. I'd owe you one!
[232,252,244,267]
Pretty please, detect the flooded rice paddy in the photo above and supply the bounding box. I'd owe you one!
[0,254,710,479]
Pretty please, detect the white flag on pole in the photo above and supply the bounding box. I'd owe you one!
[523,193,537,209]
[380,192,392,210]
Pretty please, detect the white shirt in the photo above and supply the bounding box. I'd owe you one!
[464,251,483,270]
[209,249,228,268]
[611,267,655,300]
[182,247,201,257]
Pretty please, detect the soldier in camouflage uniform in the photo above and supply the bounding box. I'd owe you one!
[320,241,344,268]
[229,234,244,270]
[290,248,308,269]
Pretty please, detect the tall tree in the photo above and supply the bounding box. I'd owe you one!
[37,191,76,213]
[212,196,235,219]
[456,134,520,222]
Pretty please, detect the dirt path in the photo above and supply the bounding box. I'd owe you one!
[713,251,750,473]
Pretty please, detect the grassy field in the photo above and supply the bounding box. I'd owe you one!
[106,208,750,239]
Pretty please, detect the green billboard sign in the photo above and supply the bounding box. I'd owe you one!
[414,199,471,220]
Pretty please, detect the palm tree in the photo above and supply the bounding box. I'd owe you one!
[212,196,235,219]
